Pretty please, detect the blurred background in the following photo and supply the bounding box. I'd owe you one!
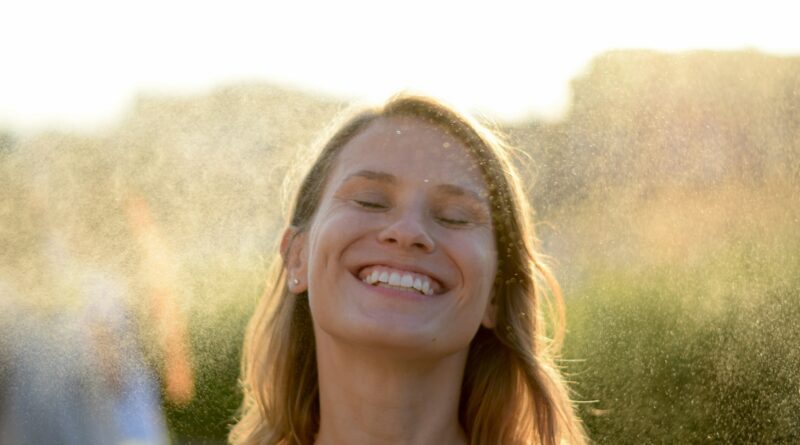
[1,1,798,444]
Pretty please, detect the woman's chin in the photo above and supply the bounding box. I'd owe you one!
[310,279,481,358]
[318,317,467,359]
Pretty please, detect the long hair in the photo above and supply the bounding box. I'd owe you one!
[230,95,587,445]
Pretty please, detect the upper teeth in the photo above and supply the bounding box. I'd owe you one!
[362,267,434,295]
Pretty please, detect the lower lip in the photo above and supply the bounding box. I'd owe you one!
[354,274,433,301]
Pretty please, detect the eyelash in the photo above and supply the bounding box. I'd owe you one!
[353,200,387,210]
[436,216,471,226]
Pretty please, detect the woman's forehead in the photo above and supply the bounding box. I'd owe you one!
[329,116,488,191]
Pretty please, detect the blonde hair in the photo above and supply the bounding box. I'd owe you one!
[230,95,587,445]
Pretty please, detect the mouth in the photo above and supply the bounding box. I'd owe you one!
[357,265,444,296]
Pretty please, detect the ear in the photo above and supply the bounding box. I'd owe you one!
[481,296,497,329]
[281,226,308,294]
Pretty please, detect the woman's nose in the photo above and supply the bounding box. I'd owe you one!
[377,210,435,253]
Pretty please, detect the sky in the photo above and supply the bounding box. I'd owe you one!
[1,0,798,132]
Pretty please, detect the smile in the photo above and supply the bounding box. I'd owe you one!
[358,265,438,296]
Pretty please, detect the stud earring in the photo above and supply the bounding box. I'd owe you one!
[292,278,299,286]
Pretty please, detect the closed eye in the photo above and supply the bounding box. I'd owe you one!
[354,200,388,210]
[436,216,471,226]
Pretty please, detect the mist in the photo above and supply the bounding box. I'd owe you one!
[1,50,798,443]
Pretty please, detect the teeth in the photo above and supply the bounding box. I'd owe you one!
[361,267,436,295]
[369,270,379,284]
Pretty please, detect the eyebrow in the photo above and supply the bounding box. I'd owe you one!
[342,169,489,206]
[343,169,397,184]
[435,183,490,206]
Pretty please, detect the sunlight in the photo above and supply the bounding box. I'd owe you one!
[1,0,797,131]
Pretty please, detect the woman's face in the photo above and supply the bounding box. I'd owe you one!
[292,116,497,356]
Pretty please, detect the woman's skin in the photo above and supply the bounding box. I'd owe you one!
[284,116,498,445]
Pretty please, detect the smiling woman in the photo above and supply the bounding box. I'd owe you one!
[229,95,587,445]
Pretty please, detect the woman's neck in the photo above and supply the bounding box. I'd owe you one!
[313,332,469,445]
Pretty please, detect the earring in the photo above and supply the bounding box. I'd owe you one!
[292,278,299,286]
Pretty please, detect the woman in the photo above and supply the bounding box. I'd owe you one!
[230,95,587,445]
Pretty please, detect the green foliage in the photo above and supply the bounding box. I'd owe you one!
[162,260,262,441]
[564,246,800,444]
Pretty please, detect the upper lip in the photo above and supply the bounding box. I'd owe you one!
[352,260,448,291]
